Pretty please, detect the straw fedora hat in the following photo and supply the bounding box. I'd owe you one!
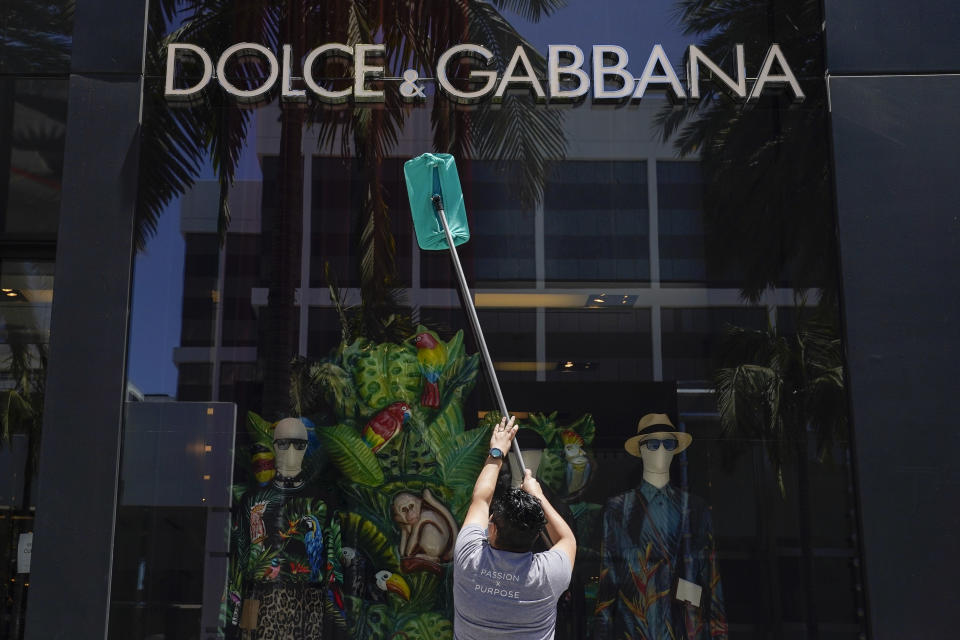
[624,413,692,457]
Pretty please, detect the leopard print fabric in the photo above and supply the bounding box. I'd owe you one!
[242,583,326,640]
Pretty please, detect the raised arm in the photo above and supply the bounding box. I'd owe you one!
[522,469,577,569]
[462,416,518,528]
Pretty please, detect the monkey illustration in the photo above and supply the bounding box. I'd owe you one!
[391,489,458,573]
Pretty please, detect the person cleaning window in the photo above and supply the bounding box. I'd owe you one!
[453,415,577,640]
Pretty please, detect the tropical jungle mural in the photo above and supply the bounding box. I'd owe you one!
[224,327,603,639]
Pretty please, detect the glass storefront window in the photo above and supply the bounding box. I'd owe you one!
[545,161,649,285]
[114,0,865,638]
[0,259,53,639]
[0,64,66,640]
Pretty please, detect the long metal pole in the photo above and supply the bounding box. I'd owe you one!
[432,195,526,474]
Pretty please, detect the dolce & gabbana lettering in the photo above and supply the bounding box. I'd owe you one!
[164,41,804,105]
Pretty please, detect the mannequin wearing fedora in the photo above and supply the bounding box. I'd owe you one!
[591,414,727,640]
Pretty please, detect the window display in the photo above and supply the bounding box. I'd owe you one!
[113,0,864,638]
[224,328,483,638]
[230,417,344,638]
[0,12,70,630]
[593,414,726,639]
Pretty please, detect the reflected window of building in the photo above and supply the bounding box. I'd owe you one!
[310,157,412,290]
[306,307,343,359]
[422,161,536,288]
[659,161,705,285]
[546,307,653,382]
[545,161,649,284]
[657,160,753,288]
[661,307,767,381]
[222,233,263,347]
[468,162,536,287]
[180,234,220,348]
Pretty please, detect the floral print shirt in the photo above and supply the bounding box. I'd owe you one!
[591,481,727,639]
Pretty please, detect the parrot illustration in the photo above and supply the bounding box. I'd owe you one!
[414,332,447,408]
[361,402,412,452]
[301,515,325,583]
[375,570,411,601]
[301,416,321,457]
[262,557,281,580]
[560,430,592,495]
[327,570,347,622]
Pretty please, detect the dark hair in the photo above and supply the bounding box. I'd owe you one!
[490,488,547,552]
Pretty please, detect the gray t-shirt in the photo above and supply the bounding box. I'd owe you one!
[453,524,572,640]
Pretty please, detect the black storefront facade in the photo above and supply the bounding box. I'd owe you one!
[2,0,958,639]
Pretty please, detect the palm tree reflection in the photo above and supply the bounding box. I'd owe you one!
[656,0,834,303]
[140,0,568,417]
[659,0,851,637]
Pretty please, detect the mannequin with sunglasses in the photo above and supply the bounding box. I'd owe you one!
[638,435,680,490]
[591,414,727,640]
[271,416,310,490]
[229,418,346,640]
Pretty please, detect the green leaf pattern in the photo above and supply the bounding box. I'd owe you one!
[352,342,422,410]
[536,449,566,495]
[341,512,400,573]
[316,424,386,487]
[231,328,601,639]
[437,429,489,490]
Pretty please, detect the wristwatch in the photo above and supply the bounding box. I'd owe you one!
[489,447,504,459]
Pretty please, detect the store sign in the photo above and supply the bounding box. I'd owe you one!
[165,42,804,105]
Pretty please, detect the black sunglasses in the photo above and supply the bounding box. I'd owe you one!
[644,438,678,451]
[274,438,308,451]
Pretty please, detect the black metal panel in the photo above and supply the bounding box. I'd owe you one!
[23,71,142,638]
[830,74,960,639]
[825,0,960,74]
[70,0,148,75]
